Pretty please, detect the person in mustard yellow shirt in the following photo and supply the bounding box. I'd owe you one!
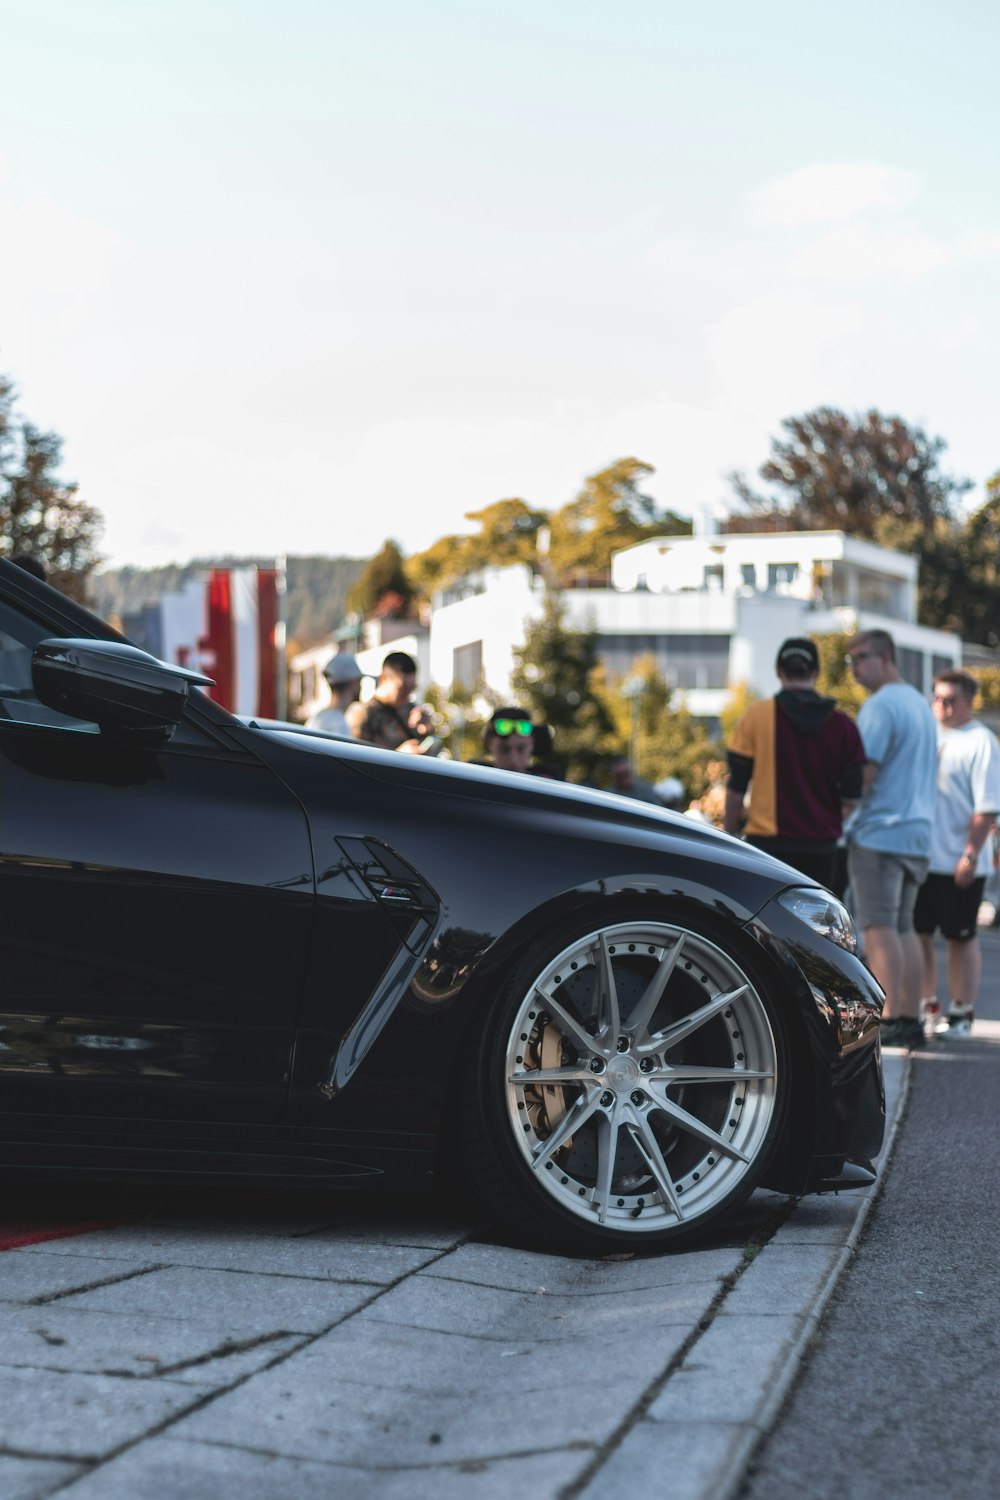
[724,637,865,890]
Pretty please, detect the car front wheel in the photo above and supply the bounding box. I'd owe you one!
[463,913,789,1250]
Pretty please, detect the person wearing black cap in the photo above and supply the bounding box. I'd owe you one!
[723,636,865,890]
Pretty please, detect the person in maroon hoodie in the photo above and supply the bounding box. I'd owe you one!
[723,637,865,891]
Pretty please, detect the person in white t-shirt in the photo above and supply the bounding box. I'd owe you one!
[914,668,1000,1038]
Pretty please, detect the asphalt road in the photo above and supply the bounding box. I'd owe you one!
[741,928,1000,1499]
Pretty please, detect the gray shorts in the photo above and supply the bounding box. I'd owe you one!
[848,845,929,932]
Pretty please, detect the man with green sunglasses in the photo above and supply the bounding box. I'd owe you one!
[482,707,537,773]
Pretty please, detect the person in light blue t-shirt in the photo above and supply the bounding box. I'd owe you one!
[846,629,938,1050]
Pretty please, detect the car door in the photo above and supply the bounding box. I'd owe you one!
[0,586,314,1126]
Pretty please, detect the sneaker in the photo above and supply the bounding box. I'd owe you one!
[920,997,942,1034]
[935,1009,974,1038]
[881,1016,927,1049]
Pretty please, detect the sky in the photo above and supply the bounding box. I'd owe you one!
[1,0,998,571]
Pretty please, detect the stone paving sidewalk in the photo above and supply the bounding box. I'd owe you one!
[0,1054,904,1500]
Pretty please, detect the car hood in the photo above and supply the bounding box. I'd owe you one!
[244,722,808,891]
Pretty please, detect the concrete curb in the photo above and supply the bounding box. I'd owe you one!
[713,1050,910,1498]
[585,1050,911,1500]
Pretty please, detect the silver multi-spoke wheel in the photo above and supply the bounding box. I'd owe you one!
[494,918,782,1242]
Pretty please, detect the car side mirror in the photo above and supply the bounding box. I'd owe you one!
[32,638,215,745]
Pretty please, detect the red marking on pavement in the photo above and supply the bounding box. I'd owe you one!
[0,1222,121,1252]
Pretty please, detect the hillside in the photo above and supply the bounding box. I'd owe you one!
[91,554,366,647]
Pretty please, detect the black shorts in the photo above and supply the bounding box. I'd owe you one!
[913,872,986,942]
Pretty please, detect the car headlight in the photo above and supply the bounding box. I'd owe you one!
[776,887,859,954]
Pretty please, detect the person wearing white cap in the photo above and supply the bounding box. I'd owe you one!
[307,653,363,737]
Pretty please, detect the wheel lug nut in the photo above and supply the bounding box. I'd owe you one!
[590,1057,605,1073]
[616,1036,629,1053]
[630,1090,645,1106]
[600,1091,615,1108]
[639,1057,654,1073]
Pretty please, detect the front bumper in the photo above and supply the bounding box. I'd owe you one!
[747,897,886,1195]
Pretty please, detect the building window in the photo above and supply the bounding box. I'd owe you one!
[741,564,756,590]
[818,560,849,609]
[899,647,924,690]
[856,567,902,619]
[453,641,483,693]
[595,634,731,690]
[767,562,799,591]
[438,575,487,608]
[932,654,953,681]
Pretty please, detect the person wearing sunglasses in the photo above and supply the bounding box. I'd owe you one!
[481,708,539,774]
[913,669,1000,1039]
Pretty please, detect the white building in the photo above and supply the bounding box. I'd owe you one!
[429,530,960,724]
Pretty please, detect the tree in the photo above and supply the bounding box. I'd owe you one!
[602,653,719,798]
[408,462,691,601]
[945,471,1000,645]
[719,682,759,743]
[463,497,548,569]
[972,666,1000,714]
[421,676,501,765]
[346,538,414,618]
[547,458,691,580]
[729,407,971,539]
[1,373,102,601]
[406,533,469,600]
[813,633,866,715]
[409,497,547,599]
[510,591,617,782]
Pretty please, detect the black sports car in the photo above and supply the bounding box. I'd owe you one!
[0,560,884,1251]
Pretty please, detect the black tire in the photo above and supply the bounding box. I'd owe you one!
[462,908,790,1252]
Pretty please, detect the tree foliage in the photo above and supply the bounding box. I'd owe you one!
[972,665,1000,714]
[1,374,102,601]
[408,498,546,597]
[510,591,617,782]
[812,632,866,715]
[727,406,994,639]
[408,461,690,599]
[463,497,548,569]
[942,471,1000,646]
[601,653,719,799]
[345,538,414,618]
[719,682,759,744]
[729,407,971,539]
[547,458,691,580]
